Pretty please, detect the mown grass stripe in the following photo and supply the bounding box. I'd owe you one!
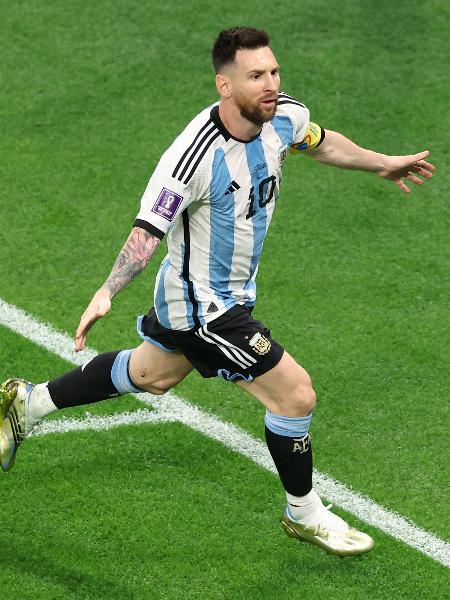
[1,297,449,568]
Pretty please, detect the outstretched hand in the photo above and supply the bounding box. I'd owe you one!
[378,150,435,193]
[75,288,112,352]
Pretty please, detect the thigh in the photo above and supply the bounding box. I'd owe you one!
[170,305,284,381]
[129,341,193,389]
[236,351,314,416]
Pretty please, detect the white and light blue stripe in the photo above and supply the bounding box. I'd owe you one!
[245,138,270,280]
[154,257,172,329]
[209,148,236,299]
[149,100,308,331]
[271,115,294,147]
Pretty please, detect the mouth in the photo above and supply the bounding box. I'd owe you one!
[261,98,277,107]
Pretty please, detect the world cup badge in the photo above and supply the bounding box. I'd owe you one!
[151,188,183,221]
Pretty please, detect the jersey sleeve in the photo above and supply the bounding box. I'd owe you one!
[276,93,325,154]
[134,120,209,239]
[290,121,325,153]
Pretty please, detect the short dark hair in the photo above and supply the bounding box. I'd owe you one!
[212,27,270,73]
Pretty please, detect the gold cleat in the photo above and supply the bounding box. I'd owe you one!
[0,378,33,472]
[0,380,18,413]
[281,507,375,557]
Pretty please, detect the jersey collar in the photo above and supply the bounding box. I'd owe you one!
[210,106,262,144]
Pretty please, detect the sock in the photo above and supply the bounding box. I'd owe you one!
[47,349,141,409]
[286,489,347,531]
[264,409,313,498]
[285,489,323,522]
[25,383,57,433]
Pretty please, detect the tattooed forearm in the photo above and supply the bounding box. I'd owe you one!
[102,227,161,298]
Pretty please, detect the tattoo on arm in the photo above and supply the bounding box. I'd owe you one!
[102,227,161,298]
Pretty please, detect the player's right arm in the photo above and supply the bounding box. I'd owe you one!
[75,110,209,351]
[75,227,161,351]
[102,227,161,298]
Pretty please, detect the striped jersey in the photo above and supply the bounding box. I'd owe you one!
[135,93,323,331]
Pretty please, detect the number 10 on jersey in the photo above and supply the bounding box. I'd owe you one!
[245,175,277,219]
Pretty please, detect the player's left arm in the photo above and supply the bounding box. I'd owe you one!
[307,129,435,193]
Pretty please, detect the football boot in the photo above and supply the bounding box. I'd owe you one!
[281,503,375,557]
[0,378,34,471]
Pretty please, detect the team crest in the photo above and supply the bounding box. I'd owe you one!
[278,146,288,167]
[248,332,272,355]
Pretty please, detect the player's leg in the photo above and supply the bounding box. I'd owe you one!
[168,304,373,555]
[0,342,192,471]
[236,352,374,556]
[46,342,192,407]
[128,342,193,393]
[236,351,316,511]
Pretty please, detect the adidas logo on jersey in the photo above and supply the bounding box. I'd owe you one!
[207,302,219,313]
[224,180,241,195]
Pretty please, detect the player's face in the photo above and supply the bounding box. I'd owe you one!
[230,47,280,127]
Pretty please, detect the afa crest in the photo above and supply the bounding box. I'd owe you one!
[249,332,272,355]
[278,146,288,167]
[292,433,311,454]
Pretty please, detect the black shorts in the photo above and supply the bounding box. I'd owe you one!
[137,305,284,382]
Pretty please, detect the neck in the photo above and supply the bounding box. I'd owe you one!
[218,101,261,141]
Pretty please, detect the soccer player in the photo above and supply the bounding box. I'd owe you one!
[0,27,434,556]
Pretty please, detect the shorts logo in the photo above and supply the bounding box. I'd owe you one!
[218,369,253,382]
[248,332,271,355]
[151,188,183,221]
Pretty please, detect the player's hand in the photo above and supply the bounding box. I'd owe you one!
[377,150,435,193]
[75,288,112,352]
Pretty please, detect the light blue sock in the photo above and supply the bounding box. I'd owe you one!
[264,410,312,437]
[111,349,142,394]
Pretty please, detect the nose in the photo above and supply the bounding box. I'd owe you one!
[264,73,278,92]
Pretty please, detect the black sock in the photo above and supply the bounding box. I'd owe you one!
[265,426,313,497]
[47,351,123,409]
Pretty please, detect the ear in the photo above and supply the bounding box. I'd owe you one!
[215,73,232,98]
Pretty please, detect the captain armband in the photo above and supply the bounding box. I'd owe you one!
[290,122,325,153]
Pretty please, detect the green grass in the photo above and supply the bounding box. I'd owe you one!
[1,0,449,597]
[1,421,448,600]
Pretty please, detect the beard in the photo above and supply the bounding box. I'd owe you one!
[237,95,277,127]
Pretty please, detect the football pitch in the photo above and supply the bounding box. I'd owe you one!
[1,1,449,598]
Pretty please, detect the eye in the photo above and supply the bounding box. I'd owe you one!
[271,68,279,76]
[251,73,261,80]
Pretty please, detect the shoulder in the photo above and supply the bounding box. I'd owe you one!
[275,92,309,122]
[174,103,219,147]
[271,92,310,144]
[161,102,223,186]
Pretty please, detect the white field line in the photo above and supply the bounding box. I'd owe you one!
[34,409,174,436]
[0,298,449,569]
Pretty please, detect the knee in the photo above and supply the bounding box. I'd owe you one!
[134,374,174,396]
[285,374,317,416]
[140,382,170,395]
[299,383,317,414]
[130,365,174,396]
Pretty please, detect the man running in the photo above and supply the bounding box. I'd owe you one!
[0,27,434,557]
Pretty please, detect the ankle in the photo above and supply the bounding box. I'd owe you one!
[27,383,57,432]
[286,489,323,521]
